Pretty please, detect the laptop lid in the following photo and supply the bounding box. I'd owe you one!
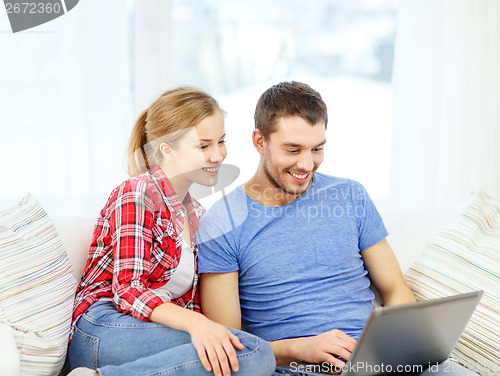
[276,291,483,376]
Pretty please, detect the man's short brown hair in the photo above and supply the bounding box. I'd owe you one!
[254,81,328,139]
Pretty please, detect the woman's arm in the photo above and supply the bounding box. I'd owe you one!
[109,179,170,319]
[109,181,242,376]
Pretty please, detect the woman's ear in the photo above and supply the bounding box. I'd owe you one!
[159,142,175,161]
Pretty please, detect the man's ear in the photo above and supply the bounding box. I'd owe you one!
[159,142,175,161]
[252,129,267,156]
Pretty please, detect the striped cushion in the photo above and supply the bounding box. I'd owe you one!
[405,190,500,375]
[0,194,77,375]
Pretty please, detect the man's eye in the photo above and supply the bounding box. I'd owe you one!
[287,150,299,153]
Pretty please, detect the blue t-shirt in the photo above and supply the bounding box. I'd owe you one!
[196,173,388,341]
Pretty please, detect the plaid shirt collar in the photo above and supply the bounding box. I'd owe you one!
[149,165,205,241]
[151,165,192,212]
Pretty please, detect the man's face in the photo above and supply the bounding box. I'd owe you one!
[262,116,326,196]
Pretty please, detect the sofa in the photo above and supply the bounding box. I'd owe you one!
[0,191,498,376]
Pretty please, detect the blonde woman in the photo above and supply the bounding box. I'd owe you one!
[67,87,275,376]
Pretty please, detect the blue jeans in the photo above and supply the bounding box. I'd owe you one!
[67,301,276,376]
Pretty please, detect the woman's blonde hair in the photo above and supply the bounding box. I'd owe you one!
[127,86,223,177]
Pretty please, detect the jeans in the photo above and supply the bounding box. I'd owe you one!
[67,301,276,376]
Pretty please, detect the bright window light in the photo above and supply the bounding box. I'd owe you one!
[169,0,397,200]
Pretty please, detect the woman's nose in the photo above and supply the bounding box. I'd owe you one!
[208,145,226,164]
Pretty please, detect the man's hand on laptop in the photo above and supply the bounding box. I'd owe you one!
[287,329,357,368]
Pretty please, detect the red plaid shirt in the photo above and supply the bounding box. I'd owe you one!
[72,165,205,331]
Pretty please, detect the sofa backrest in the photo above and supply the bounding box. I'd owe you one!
[50,208,464,282]
[380,206,462,272]
[51,217,95,283]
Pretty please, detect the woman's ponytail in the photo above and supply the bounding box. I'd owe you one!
[127,109,150,177]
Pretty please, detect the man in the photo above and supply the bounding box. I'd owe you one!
[196,81,475,375]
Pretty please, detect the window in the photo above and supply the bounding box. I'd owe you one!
[169,0,397,199]
[0,0,397,216]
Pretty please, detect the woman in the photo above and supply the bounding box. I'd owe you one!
[67,87,276,376]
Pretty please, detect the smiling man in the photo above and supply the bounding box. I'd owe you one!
[195,81,474,376]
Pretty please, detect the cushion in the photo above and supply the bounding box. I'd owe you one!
[405,190,500,375]
[0,194,77,375]
[0,322,20,376]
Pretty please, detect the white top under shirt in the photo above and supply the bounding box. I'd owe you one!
[155,239,195,300]
[101,239,195,303]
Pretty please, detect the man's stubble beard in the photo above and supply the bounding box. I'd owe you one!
[262,156,315,197]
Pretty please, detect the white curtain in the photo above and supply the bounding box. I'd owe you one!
[0,0,179,216]
[0,1,139,216]
[390,0,500,208]
[132,0,173,113]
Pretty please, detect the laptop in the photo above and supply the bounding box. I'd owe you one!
[276,291,483,376]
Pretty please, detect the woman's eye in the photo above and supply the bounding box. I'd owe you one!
[199,145,209,150]
[218,140,226,145]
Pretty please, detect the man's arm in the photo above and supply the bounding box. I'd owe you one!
[200,271,356,368]
[200,271,242,330]
[361,238,416,306]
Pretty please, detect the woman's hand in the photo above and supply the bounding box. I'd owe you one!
[150,302,244,376]
[188,315,244,376]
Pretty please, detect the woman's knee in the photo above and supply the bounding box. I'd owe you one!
[255,339,276,375]
[229,329,276,376]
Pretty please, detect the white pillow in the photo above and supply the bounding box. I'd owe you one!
[0,322,20,376]
[405,190,500,376]
[0,194,77,376]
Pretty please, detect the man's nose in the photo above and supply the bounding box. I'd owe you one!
[296,152,314,171]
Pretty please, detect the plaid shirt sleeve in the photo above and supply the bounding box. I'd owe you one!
[109,178,171,320]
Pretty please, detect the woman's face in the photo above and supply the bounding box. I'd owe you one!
[163,110,227,187]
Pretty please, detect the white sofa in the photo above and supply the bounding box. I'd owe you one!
[2,194,498,375]
[51,217,96,284]
[0,208,454,375]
